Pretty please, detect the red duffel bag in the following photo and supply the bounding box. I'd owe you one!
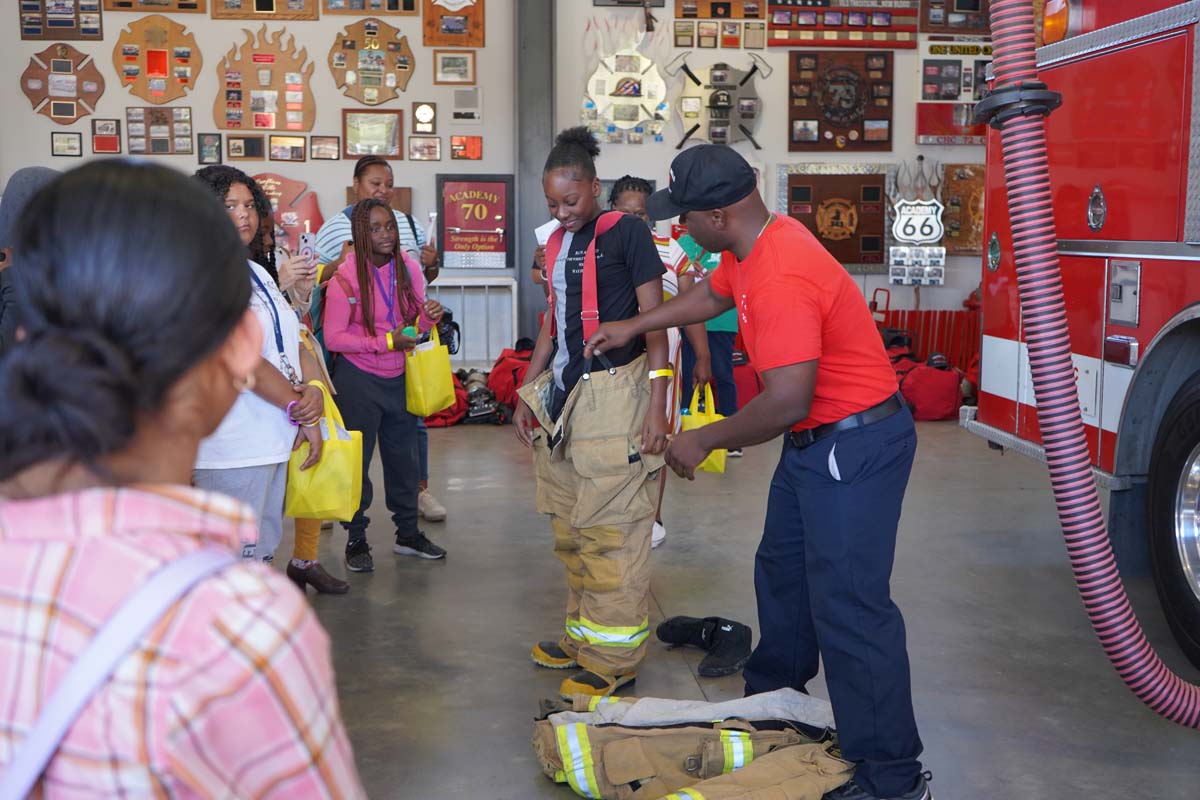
[425,374,468,427]
[899,355,962,421]
[487,348,533,408]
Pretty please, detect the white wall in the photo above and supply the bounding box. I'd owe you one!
[553,1,986,311]
[0,3,515,237]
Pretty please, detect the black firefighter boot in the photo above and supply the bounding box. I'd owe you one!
[656,616,753,677]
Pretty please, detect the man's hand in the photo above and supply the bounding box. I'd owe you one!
[664,428,710,480]
[692,354,713,389]
[514,398,536,448]
[293,426,323,470]
[584,319,636,359]
[641,408,669,456]
[291,382,324,425]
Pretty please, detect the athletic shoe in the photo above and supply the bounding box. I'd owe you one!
[651,521,666,549]
[560,669,636,700]
[824,773,933,800]
[656,615,753,677]
[393,530,447,560]
[345,539,374,573]
[727,448,744,458]
[531,640,578,670]
[418,489,447,522]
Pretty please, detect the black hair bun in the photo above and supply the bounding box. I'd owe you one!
[556,126,601,159]
[0,329,139,466]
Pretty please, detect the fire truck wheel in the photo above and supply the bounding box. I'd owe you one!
[1148,371,1200,670]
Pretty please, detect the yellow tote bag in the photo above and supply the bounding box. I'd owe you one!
[405,325,456,417]
[680,384,727,474]
[285,381,363,521]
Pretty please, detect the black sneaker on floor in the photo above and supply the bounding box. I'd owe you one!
[656,615,753,677]
[824,772,933,800]
[394,530,447,560]
[345,539,374,573]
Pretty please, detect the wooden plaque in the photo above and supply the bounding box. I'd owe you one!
[252,172,324,255]
[920,0,990,36]
[213,26,317,132]
[423,0,485,48]
[21,43,105,125]
[328,18,415,106]
[785,173,888,267]
[212,0,318,21]
[126,105,193,155]
[324,0,418,14]
[103,0,206,12]
[788,50,894,153]
[767,0,918,49]
[941,163,985,256]
[19,0,103,41]
[676,1,765,19]
[111,15,202,105]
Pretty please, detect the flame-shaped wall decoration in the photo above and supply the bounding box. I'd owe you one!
[212,26,316,132]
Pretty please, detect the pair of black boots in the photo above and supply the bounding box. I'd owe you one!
[656,616,752,677]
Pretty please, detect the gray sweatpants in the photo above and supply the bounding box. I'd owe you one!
[193,461,288,561]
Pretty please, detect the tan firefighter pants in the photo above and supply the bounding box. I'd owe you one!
[659,745,853,800]
[532,718,847,800]
[518,355,664,678]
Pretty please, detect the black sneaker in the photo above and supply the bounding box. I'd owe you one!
[656,615,753,677]
[824,773,933,800]
[394,530,447,560]
[345,539,374,573]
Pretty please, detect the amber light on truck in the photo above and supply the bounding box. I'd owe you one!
[1042,0,1071,44]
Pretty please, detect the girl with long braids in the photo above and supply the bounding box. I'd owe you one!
[514,127,670,700]
[323,198,446,573]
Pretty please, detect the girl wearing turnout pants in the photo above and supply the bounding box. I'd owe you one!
[514,127,670,700]
[324,199,446,573]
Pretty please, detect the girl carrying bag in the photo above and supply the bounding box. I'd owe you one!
[405,325,456,417]
[285,381,363,522]
[681,384,728,474]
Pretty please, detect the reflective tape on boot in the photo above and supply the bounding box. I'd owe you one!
[720,729,754,773]
[575,615,650,648]
[555,723,602,799]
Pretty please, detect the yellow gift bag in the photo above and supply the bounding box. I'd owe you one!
[405,325,456,417]
[285,381,363,521]
[681,384,727,474]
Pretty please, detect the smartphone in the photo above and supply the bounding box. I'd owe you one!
[298,231,318,267]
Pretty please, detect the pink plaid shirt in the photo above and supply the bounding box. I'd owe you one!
[0,485,365,799]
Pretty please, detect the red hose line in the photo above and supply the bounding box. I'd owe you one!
[988,0,1200,726]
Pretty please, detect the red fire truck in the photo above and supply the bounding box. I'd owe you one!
[962,0,1200,668]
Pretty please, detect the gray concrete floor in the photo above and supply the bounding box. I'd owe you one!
[278,422,1200,799]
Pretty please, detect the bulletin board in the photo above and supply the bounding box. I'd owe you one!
[104,0,206,12]
[111,15,202,105]
[21,43,105,125]
[788,50,893,152]
[212,0,318,21]
[423,0,485,48]
[19,0,103,41]
[940,163,985,256]
[921,0,990,36]
[767,0,918,49]
[324,0,418,14]
[915,39,990,145]
[776,164,894,272]
[213,27,316,132]
[675,1,765,19]
[328,18,416,105]
[126,105,193,155]
[437,174,513,270]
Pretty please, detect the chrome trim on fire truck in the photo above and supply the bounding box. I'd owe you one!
[959,407,1133,491]
[1037,2,1200,67]
[1057,240,1200,260]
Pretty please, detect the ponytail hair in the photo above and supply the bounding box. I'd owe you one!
[350,199,419,338]
[0,160,250,482]
[543,126,601,181]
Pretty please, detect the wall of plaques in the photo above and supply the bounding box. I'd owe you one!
[788,50,894,152]
[921,0,990,36]
[21,43,105,125]
[423,0,485,48]
[212,27,316,131]
[212,0,318,21]
[19,0,103,41]
[767,0,920,48]
[103,0,206,12]
[324,0,418,13]
[777,164,894,270]
[111,15,202,104]
[328,18,416,105]
[126,105,193,155]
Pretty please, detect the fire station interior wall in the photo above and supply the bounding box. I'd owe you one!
[554,2,987,311]
[0,4,517,254]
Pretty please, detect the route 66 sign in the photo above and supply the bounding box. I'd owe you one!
[891,198,945,245]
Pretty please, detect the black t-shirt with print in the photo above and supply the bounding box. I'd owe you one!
[554,213,665,402]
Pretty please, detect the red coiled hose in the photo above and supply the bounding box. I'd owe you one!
[987,0,1200,726]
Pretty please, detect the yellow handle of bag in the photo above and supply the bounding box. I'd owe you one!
[682,384,727,474]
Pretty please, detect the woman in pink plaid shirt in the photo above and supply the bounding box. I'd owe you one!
[0,161,364,797]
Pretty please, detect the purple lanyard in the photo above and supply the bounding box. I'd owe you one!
[372,258,398,329]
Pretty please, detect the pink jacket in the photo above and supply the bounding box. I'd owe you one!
[323,250,434,378]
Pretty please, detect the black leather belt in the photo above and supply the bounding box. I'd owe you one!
[787,394,903,450]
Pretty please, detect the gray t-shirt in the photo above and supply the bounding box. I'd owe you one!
[552,230,574,390]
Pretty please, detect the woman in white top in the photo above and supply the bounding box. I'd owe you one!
[192,166,325,562]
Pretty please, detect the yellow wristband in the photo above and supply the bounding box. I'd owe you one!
[649,368,674,381]
[386,332,395,351]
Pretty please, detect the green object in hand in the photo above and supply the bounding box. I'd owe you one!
[402,326,417,339]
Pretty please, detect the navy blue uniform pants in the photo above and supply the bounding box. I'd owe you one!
[743,406,923,797]
[682,331,738,417]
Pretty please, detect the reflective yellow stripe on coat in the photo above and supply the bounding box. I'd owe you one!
[720,729,754,773]
[664,789,705,800]
[555,723,601,799]
[587,696,622,712]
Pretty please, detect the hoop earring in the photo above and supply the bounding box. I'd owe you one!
[234,372,257,393]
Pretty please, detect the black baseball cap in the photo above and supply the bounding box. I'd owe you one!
[646,145,757,221]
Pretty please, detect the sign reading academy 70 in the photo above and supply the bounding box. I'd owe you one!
[891,198,945,245]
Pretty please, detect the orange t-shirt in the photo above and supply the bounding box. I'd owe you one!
[708,215,898,431]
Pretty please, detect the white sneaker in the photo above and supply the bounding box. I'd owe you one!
[727,448,744,458]
[651,521,666,549]
[418,489,447,522]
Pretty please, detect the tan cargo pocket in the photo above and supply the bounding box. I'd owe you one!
[568,436,655,529]
[602,737,657,787]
